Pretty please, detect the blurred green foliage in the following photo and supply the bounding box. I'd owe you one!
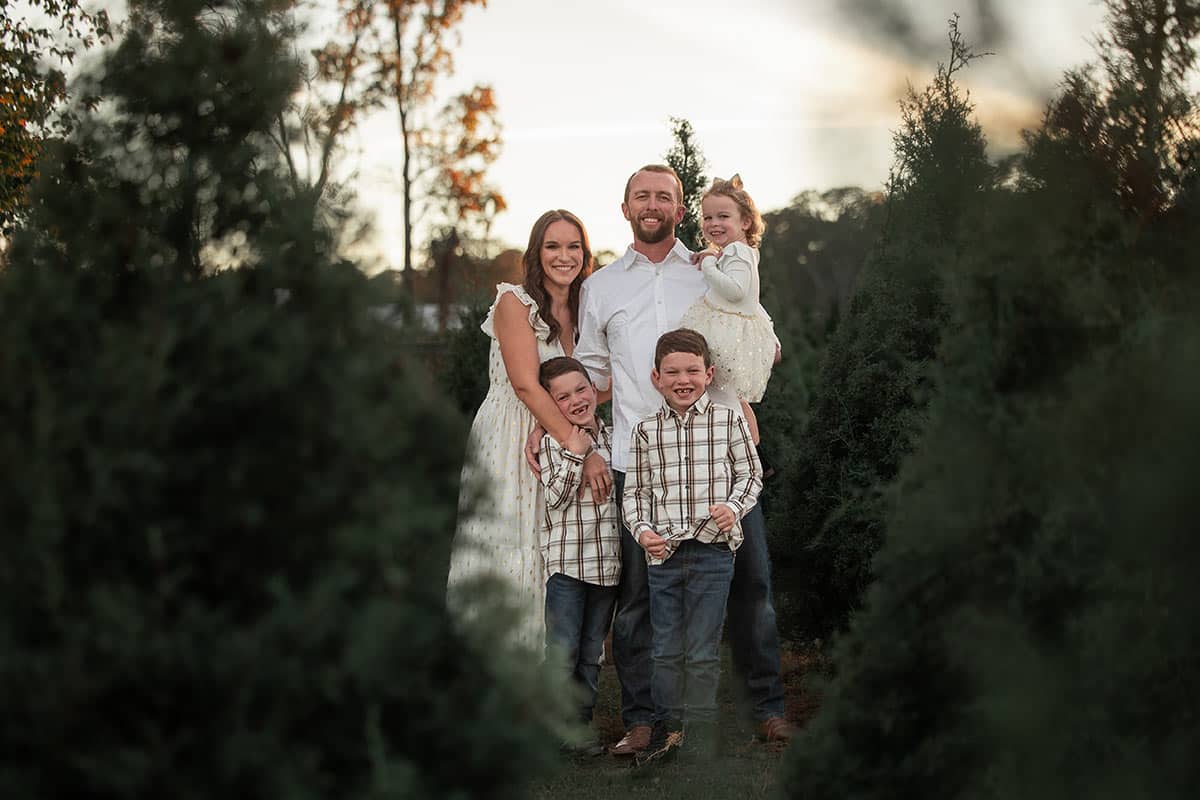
[783,4,1200,797]
[0,1,566,797]
[436,292,493,418]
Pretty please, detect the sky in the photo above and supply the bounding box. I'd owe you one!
[336,0,1111,267]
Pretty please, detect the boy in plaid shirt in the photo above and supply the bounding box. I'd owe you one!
[622,329,762,763]
[536,357,621,754]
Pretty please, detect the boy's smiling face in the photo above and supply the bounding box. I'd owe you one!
[652,350,713,413]
[547,370,597,427]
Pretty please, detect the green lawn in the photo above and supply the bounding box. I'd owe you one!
[528,643,820,800]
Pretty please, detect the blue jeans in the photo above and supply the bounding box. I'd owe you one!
[647,539,734,724]
[544,572,618,723]
[612,471,654,728]
[728,502,786,720]
[613,471,786,727]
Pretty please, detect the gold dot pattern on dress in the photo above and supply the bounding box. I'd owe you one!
[446,283,565,651]
[678,299,776,403]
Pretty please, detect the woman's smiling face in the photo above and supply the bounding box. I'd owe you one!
[539,219,585,291]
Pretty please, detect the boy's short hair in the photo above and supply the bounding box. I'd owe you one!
[654,328,712,370]
[539,356,592,391]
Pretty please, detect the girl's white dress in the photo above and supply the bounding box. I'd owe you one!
[446,282,565,651]
[678,241,776,402]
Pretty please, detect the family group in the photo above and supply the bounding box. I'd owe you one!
[447,165,792,764]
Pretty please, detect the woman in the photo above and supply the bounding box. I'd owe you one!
[447,210,608,651]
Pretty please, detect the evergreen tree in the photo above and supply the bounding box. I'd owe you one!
[755,188,884,568]
[0,1,567,797]
[779,18,993,636]
[782,3,1200,797]
[664,116,708,250]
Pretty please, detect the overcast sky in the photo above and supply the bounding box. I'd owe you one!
[321,1,1109,265]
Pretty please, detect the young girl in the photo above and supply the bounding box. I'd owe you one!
[678,174,776,441]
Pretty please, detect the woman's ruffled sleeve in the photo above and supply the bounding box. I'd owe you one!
[480,282,550,340]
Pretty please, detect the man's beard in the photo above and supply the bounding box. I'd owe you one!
[632,215,674,245]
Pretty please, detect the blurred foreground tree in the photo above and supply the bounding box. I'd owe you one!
[784,2,1200,797]
[0,0,565,796]
[0,0,110,234]
[664,115,708,250]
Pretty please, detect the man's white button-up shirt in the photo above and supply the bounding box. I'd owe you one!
[575,239,710,472]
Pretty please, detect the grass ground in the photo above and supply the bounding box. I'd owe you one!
[528,642,823,800]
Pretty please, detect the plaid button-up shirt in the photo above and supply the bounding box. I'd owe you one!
[622,393,762,565]
[538,421,621,587]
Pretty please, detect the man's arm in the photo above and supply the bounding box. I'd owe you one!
[622,423,656,542]
[573,281,612,392]
[721,412,763,519]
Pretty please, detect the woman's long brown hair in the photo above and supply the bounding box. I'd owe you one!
[521,209,593,344]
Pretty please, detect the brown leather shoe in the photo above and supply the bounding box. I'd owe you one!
[609,724,652,756]
[758,716,796,743]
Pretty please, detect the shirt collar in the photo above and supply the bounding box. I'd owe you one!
[620,238,694,270]
[660,391,712,420]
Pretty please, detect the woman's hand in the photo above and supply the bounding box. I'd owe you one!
[580,450,611,502]
[524,424,546,476]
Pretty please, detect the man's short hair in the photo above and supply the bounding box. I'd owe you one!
[654,328,712,370]
[624,164,684,204]
[539,356,592,391]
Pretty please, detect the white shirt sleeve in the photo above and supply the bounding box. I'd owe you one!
[574,280,611,391]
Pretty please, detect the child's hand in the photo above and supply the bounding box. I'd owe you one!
[709,504,736,532]
[690,246,719,268]
[564,425,590,456]
[638,529,668,560]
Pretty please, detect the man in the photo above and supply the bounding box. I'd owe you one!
[572,165,794,753]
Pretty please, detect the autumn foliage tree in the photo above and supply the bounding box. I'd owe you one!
[306,0,503,285]
[0,0,110,235]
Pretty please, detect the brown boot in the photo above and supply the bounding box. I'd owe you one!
[608,724,651,756]
[634,719,683,767]
[758,716,796,743]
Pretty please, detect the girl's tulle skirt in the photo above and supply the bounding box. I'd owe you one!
[678,298,775,402]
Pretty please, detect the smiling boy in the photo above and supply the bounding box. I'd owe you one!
[536,356,621,754]
[622,328,762,764]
